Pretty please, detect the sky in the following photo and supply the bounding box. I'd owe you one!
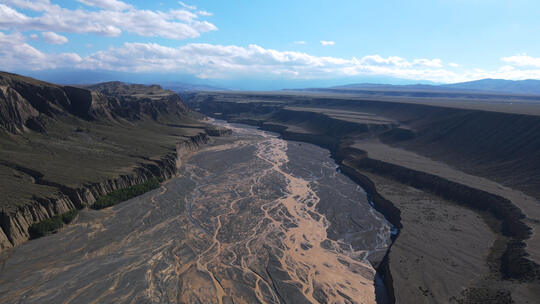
[1,0,540,89]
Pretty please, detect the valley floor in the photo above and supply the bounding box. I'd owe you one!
[0,122,390,304]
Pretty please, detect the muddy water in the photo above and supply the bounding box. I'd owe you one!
[0,123,391,304]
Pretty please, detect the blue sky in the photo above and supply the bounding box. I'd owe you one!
[1,0,540,88]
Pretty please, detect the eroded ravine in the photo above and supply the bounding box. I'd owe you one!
[0,122,390,304]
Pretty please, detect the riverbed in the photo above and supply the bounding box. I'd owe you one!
[0,122,391,304]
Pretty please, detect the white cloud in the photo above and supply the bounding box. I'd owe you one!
[0,0,50,11]
[502,54,540,68]
[0,0,216,39]
[29,33,38,39]
[178,1,196,10]
[0,36,462,81]
[0,31,80,70]
[0,3,30,26]
[413,58,442,68]
[41,31,68,44]
[294,41,307,45]
[197,10,212,16]
[0,31,46,69]
[320,40,335,46]
[78,0,132,11]
[449,62,460,68]
[358,55,410,67]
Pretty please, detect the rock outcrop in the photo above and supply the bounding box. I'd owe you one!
[0,85,40,133]
[204,127,233,137]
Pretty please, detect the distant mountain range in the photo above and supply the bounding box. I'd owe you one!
[442,79,540,94]
[21,69,227,92]
[328,79,540,95]
[12,68,540,94]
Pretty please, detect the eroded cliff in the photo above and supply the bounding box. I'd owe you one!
[0,72,190,134]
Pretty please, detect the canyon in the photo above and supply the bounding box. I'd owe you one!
[2,71,540,303]
[185,90,540,303]
[0,121,391,303]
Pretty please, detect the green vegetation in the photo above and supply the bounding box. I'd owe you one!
[91,177,162,210]
[29,209,79,238]
[27,177,163,237]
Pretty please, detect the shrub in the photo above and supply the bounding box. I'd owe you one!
[29,209,79,238]
[92,177,162,210]
[61,209,79,224]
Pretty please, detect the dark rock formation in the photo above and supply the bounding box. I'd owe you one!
[0,72,189,134]
[0,85,40,133]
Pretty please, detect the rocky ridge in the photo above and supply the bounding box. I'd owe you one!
[0,72,188,134]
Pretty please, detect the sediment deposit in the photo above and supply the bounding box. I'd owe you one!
[0,122,390,303]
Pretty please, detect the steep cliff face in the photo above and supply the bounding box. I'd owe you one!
[0,85,40,133]
[188,94,540,198]
[0,73,71,119]
[61,86,114,120]
[0,196,77,247]
[0,72,190,134]
[0,133,211,252]
[84,81,189,120]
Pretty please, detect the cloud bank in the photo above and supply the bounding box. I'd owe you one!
[502,54,540,68]
[2,30,537,84]
[0,0,216,39]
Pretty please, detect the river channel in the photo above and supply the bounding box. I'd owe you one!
[0,122,391,304]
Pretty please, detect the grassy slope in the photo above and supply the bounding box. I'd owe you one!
[0,113,207,213]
